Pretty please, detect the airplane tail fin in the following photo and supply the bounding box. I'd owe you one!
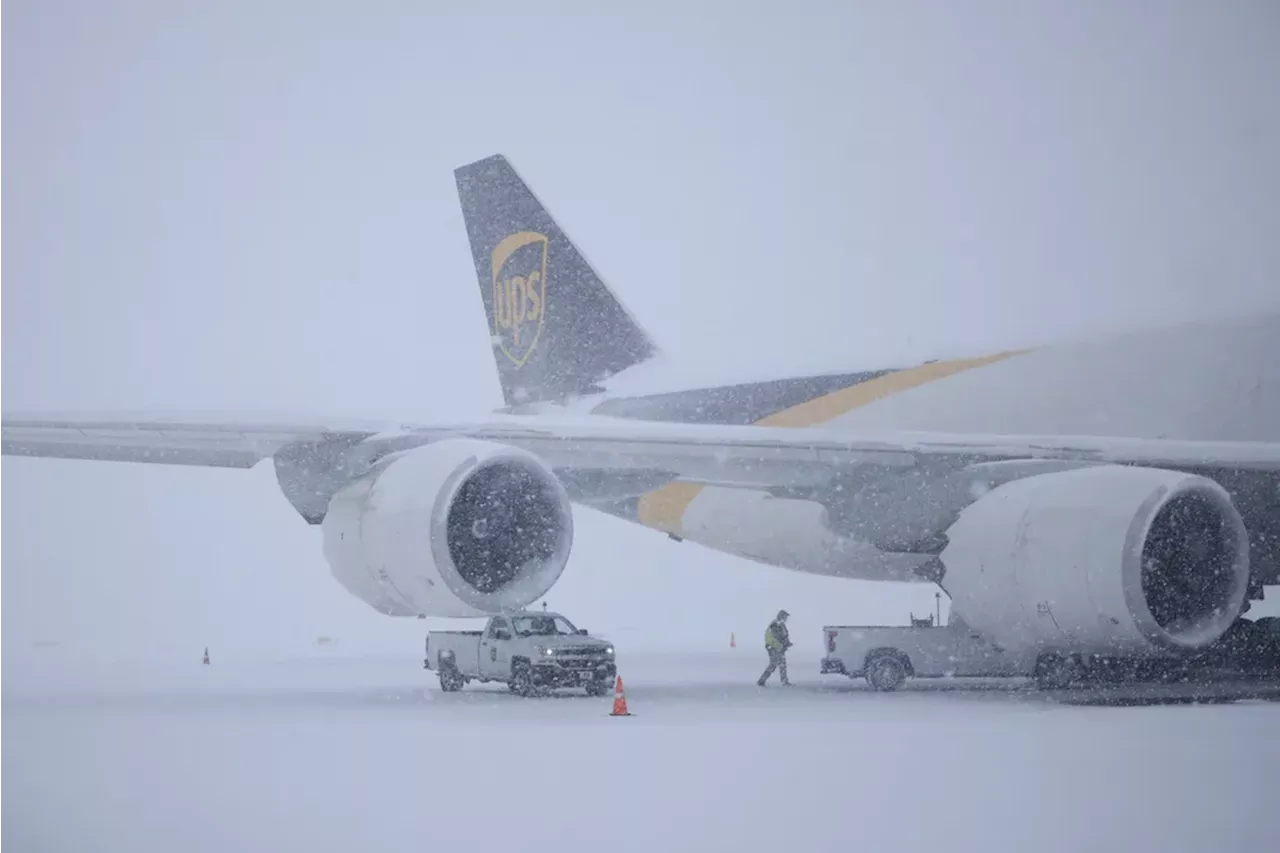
[454,154,658,408]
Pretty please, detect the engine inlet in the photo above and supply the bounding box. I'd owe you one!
[446,461,566,594]
[1139,487,1249,649]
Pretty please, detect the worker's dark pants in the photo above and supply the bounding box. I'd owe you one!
[758,647,789,685]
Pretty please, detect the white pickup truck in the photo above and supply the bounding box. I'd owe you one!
[820,614,1041,691]
[424,610,618,696]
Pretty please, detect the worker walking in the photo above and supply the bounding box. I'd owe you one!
[757,609,793,686]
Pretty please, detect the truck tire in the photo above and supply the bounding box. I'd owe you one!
[438,663,464,693]
[510,661,537,697]
[585,678,610,697]
[865,652,908,691]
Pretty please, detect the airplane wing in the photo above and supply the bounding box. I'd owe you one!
[405,416,1280,473]
[6,412,1279,481]
[0,415,393,469]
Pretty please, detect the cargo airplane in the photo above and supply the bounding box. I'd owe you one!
[5,154,1279,685]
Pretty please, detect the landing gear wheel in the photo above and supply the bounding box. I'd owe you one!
[586,679,610,697]
[865,654,907,692]
[1035,653,1079,690]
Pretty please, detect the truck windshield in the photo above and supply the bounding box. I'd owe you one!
[512,615,578,637]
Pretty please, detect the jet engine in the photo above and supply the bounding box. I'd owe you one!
[940,464,1251,658]
[320,438,574,618]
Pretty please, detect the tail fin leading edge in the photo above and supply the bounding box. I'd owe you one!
[455,154,658,408]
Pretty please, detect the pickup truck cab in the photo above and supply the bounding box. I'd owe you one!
[425,611,617,697]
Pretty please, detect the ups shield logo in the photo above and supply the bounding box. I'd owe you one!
[490,231,548,368]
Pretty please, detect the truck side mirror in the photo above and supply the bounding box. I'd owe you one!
[496,630,511,640]
[578,628,588,635]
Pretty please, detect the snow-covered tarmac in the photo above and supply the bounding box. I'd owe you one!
[4,650,1277,853]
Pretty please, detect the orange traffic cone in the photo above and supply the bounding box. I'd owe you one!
[610,675,633,716]
[202,647,210,665]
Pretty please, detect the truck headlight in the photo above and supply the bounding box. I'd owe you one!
[540,647,555,656]
[606,647,614,655]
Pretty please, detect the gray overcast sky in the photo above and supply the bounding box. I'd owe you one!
[4,0,1280,662]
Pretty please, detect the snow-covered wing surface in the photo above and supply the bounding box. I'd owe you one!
[5,412,1279,479]
[0,414,396,469]
[374,416,1280,500]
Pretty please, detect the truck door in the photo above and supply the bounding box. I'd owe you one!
[480,617,513,678]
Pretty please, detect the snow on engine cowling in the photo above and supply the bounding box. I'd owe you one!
[940,464,1251,658]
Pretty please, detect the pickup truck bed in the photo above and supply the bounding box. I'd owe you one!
[425,631,483,678]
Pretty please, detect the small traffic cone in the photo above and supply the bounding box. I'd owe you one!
[730,632,736,648]
[610,675,633,716]
[202,647,210,665]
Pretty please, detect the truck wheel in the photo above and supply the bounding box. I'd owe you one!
[438,665,464,693]
[510,663,536,697]
[865,653,907,691]
[585,678,610,697]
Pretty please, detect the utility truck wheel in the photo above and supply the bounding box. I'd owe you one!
[586,679,610,697]
[510,662,536,697]
[438,665,464,693]
[865,653,907,691]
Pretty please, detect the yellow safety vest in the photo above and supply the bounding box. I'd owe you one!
[765,626,781,650]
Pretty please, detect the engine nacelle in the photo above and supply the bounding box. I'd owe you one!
[321,439,574,618]
[940,465,1251,657]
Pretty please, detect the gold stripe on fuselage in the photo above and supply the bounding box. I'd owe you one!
[635,349,1027,533]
